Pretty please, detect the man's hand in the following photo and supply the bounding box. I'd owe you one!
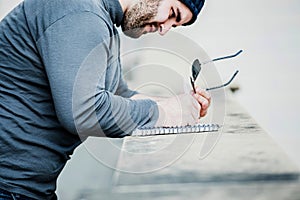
[155,93,200,127]
[130,89,211,127]
[155,88,211,127]
[191,87,211,118]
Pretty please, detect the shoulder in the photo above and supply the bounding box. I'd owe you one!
[24,0,114,41]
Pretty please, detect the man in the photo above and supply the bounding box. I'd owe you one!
[0,0,210,199]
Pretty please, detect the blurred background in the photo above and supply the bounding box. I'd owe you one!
[1,0,300,198]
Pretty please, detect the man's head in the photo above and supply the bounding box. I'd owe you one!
[121,0,205,38]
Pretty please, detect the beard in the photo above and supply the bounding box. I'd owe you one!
[121,0,161,38]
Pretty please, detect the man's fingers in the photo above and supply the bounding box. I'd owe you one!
[193,93,210,110]
[200,109,207,117]
[196,87,211,102]
[192,87,211,118]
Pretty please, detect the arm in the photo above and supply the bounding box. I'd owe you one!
[115,72,138,98]
[36,12,158,138]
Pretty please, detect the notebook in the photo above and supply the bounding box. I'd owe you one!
[132,123,220,137]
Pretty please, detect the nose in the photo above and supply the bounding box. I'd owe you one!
[158,19,177,36]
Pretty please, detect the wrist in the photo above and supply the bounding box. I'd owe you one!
[155,102,167,127]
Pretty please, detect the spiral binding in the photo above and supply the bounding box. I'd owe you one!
[131,123,220,137]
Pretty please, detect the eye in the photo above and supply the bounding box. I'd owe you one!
[176,8,182,23]
[170,7,176,19]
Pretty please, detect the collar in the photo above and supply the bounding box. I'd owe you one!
[102,0,124,26]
